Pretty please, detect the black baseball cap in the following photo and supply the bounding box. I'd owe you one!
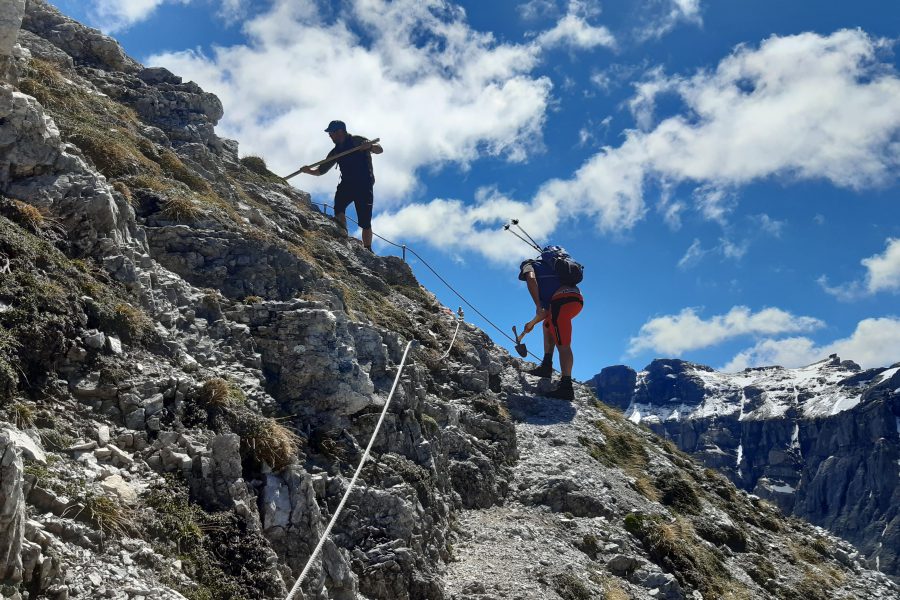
[324,120,346,132]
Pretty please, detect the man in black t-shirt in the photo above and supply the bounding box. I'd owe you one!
[300,120,383,251]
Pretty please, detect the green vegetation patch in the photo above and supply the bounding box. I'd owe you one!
[553,572,594,600]
[624,512,750,599]
[235,413,302,471]
[198,378,246,408]
[0,216,155,399]
[654,471,702,514]
[579,418,649,477]
[143,481,284,599]
[19,59,159,178]
[234,155,286,185]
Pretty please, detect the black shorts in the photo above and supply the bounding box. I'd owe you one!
[334,181,374,229]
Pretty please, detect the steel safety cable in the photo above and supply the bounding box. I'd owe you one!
[284,340,415,600]
[309,202,542,361]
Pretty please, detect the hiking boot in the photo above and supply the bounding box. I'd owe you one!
[526,362,553,378]
[545,379,574,401]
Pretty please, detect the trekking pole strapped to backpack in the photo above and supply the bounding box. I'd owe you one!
[503,219,541,251]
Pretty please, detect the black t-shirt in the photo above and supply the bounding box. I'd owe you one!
[317,134,375,185]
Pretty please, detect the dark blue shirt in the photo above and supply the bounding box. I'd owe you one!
[317,134,375,185]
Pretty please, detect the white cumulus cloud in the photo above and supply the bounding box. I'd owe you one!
[87,0,244,32]
[375,29,900,262]
[627,306,824,356]
[820,238,900,300]
[150,0,555,203]
[534,0,616,51]
[722,317,900,371]
[636,0,702,41]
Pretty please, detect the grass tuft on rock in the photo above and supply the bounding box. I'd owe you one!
[161,190,202,222]
[625,512,750,599]
[553,572,594,600]
[144,480,284,599]
[19,59,159,178]
[1,198,46,232]
[579,417,649,477]
[85,493,132,538]
[238,415,301,471]
[655,471,702,514]
[198,378,246,408]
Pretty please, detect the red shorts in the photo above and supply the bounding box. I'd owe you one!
[544,288,583,346]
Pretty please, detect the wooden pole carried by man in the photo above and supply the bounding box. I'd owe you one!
[292,120,383,252]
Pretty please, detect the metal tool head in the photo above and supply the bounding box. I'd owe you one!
[511,325,528,357]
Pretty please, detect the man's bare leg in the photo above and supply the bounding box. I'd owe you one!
[558,344,573,377]
[363,228,373,250]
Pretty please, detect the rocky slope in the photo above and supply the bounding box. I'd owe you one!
[0,1,897,599]
[591,356,900,580]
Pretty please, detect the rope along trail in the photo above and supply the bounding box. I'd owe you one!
[281,201,551,598]
[309,202,543,362]
[285,340,415,600]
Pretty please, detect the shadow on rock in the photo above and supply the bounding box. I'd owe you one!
[505,393,576,425]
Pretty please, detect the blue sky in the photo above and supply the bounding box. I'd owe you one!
[57,0,900,379]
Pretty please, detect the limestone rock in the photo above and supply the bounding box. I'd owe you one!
[0,430,26,584]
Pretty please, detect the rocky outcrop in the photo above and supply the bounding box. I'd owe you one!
[0,0,25,85]
[21,0,138,73]
[592,356,900,578]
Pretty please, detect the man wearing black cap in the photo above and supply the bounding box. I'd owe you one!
[300,120,383,251]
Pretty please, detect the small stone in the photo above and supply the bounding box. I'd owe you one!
[106,444,134,466]
[83,331,106,350]
[67,440,98,452]
[96,425,111,445]
[143,393,164,416]
[106,336,123,355]
[607,554,641,575]
[124,408,145,431]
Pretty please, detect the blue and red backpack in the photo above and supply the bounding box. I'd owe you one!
[519,245,584,306]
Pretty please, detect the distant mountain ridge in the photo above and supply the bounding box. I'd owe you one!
[591,354,900,577]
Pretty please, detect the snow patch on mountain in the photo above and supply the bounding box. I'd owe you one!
[625,356,875,424]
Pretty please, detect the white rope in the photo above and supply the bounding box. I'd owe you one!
[439,307,464,360]
[284,340,415,600]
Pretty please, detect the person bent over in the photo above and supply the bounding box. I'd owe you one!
[519,254,584,401]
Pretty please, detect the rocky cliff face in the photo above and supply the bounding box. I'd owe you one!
[592,356,900,579]
[0,2,898,599]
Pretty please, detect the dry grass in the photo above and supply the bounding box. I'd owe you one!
[125,173,171,193]
[4,199,46,231]
[580,417,649,477]
[158,149,212,194]
[239,155,268,176]
[243,417,301,471]
[113,302,154,343]
[161,191,202,222]
[633,475,660,501]
[11,401,36,429]
[85,494,132,538]
[20,59,159,179]
[655,471,701,514]
[111,180,134,205]
[625,513,750,599]
[199,378,246,408]
[603,581,630,600]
